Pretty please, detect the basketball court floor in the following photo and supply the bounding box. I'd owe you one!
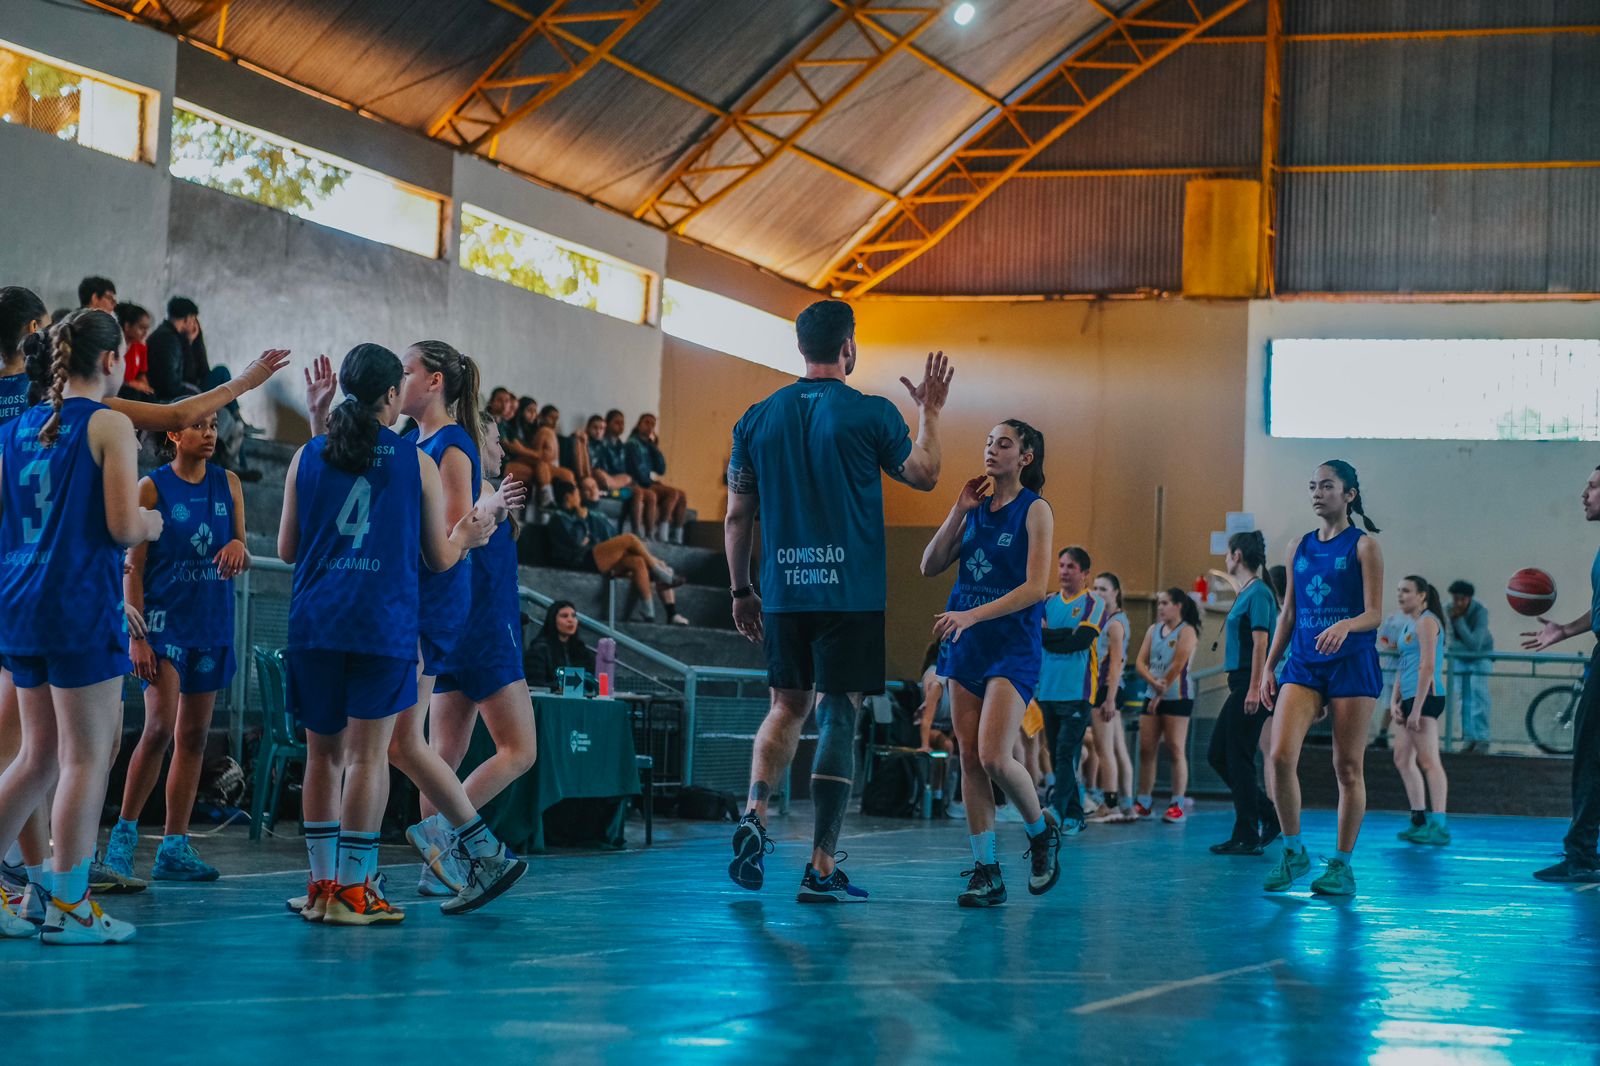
[4,809,1595,1063]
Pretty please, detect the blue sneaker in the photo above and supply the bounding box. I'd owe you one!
[104,821,138,879]
[151,838,220,882]
[796,854,868,903]
[728,812,771,891]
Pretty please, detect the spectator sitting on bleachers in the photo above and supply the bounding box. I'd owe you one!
[523,600,597,690]
[547,405,592,483]
[79,274,117,313]
[545,479,688,625]
[115,301,154,397]
[593,408,654,535]
[525,405,578,509]
[501,395,542,490]
[626,413,688,544]
[487,386,516,424]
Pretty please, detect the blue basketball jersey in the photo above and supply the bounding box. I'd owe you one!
[1396,610,1445,700]
[405,424,479,638]
[0,398,126,657]
[447,505,521,670]
[937,489,1044,689]
[0,372,29,426]
[142,463,235,648]
[1289,526,1375,664]
[289,428,422,659]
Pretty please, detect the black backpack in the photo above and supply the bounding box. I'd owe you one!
[860,753,926,818]
[676,785,741,822]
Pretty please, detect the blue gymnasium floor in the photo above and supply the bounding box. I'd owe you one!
[4,808,1599,1065]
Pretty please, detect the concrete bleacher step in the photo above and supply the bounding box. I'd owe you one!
[517,564,735,631]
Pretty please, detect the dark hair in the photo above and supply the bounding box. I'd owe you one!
[551,478,578,507]
[78,276,115,307]
[1162,586,1203,632]
[922,640,941,674]
[517,396,538,420]
[1446,580,1474,598]
[1095,571,1123,610]
[166,296,199,321]
[539,599,584,645]
[1267,564,1287,600]
[22,330,52,404]
[605,408,624,423]
[630,413,656,438]
[324,343,401,474]
[795,299,854,363]
[114,301,150,331]
[1058,545,1090,570]
[539,404,559,421]
[1001,418,1045,492]
[409,340,483,454]
[1228,530,1268,573]
[1404,575,1444,620]
[488,386,512,403]
[1320,458,1379,533]
[586,413,604,428]
[0,286,47,362]
[150,413,217,464]
[39,309,121,447]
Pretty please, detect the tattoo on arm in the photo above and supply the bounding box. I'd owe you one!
[727,463,757,495]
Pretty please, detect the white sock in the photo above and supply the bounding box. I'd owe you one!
[3,841,21,867]
[671,526,685,545]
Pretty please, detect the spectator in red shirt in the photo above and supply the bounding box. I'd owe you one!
[116,301,154,396]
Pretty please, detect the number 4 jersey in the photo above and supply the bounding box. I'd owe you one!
[289,427,422,659]
[0,398,127,658]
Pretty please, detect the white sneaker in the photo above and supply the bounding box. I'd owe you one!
[406,819,464,894]
[668,614,690,626]
[40,896,136,945]
[1,894,35,938]
[441,845,527,916]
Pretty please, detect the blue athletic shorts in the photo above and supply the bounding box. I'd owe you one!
[286,649,417,736]
[2,649,130,690]
[951,674,1036,708]
[435,658,525,704]
[146,644,237,695]
[419,628,462,679]
[1279,650,1382,701]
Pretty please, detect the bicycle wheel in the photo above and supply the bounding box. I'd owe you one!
[1527,685,1581,755]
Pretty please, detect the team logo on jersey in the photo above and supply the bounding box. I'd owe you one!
[1294,556,1309,573]
[172,503,190,523]
[1334,557,1348,570]
[997,533,1014,547]
[190,523,215,557]
[966,548,993,582]
[215,502,228,516]
[1304,575,1332,606]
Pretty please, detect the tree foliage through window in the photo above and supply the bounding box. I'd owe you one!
[171,108,348,214]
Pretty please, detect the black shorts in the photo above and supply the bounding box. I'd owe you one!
[1400,694,1445,720]
[1144,697,1194,719]
[763,611,885,695]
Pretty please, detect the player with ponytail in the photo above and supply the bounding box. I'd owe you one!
[1391,574,1449,847]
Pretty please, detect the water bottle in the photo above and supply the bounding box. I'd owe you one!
[595,637,616,697]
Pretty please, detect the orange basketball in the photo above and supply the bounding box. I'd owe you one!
[1506,568,1557,617]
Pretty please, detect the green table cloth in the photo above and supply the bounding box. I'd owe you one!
[458,694,639,853]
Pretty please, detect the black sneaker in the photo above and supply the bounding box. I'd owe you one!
[1259,811,1281,849]
[796,856,868,903]
[1025,809,1062,895]
[957,863,1006,908]
[728,812,772,891]
[1209,838,1264,856]
[1534,858,1600,883]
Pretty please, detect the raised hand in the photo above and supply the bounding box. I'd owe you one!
[900,350,953,414]
[304,353,335,418]
[956,474,993,514]
[236,349,292,393]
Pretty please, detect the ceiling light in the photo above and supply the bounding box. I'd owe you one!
[953,3,976,26]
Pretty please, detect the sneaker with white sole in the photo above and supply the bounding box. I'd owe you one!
[406,819,464,894]
[18,882,47,926]
[1162,802,1187,825]
[1,894,35,938]
[90,856,146,895]
[797,857,869,903]
[40,896,136,945]
[440,845,528,916]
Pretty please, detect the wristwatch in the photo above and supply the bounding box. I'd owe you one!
[730,585,754,599]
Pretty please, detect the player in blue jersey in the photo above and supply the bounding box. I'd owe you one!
[1038,545,1108,834]
[0,288,45,425]
[0,310,163,944]
[1133,589,1201,823]
[104,413,247,884]
[280,344,519,926]
[1206,531,1281,855]
[1390,576,1449,847]
[1261,460,1384,897]
[725,299,950,902]
[922,421,1059,907]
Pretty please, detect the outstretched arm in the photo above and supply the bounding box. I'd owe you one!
[891,351,952,491]
[109,349,290,432]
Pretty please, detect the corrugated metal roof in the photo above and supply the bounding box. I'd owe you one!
[1288,0,1600,35]
[873,174,1188,295]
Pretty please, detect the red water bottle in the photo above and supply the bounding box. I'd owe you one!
[1193,575,1208,602]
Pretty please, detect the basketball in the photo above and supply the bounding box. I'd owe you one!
[1507,567,1557,616]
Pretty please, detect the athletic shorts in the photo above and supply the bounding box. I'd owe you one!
[287,649,417,736]
[419,628,462,678]
[1144,697,1194,718]
[763,611,885,695]
[1093,683,1108,709]
[1400,694,1445,720]
[1280,650,1383,701]
[1022,700,1044,737]
[949,674,1038,709]
[2,649,130,690]
[144,644,236,695]
[438,627,524,701]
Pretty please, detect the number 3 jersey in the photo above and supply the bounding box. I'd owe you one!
[289,427,421,659]
[142,463,235,649]
[0,398,125,657]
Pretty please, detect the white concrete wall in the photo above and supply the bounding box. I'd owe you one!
[0,0,664,438]
[1243,299,1600,653]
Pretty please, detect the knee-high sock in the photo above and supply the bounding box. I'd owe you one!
[810,694,857,857]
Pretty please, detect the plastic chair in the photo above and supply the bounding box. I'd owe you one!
[250,646,306,841]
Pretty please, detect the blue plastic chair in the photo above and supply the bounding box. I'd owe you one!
[250,646,306,841]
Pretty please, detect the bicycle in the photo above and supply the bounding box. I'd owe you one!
[1526,671,1584,755]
